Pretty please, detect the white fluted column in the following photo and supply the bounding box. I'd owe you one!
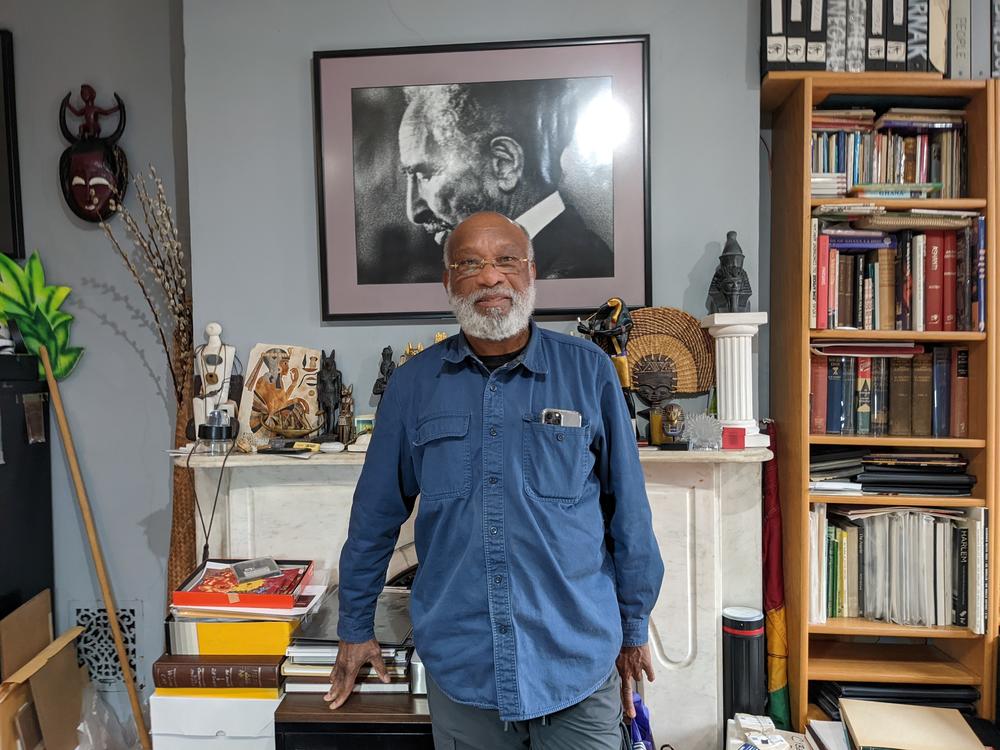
[701,312,769,448]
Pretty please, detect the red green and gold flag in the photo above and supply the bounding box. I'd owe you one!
[761,420,790,729]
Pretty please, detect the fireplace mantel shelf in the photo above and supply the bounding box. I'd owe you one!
[173,446,772,469]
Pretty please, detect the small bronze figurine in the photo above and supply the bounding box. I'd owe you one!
[317,350,343,439]
[707,231,753,314]
[336,384,355,444]
[632,354,686,447]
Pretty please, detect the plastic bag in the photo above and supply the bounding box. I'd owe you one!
[77,683,142,750]
[628,692,654,750]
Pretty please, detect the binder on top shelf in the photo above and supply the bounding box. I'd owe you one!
[927,0,949,74]
[763,0,788,72]
[806,0,829,67]
[787,0,808,66]
[886,0,907,69]
[846,0,868,71]
[866,0,887,69]
[907,0,929,70]
[970,0,990,77]
[827,0,849,70]
[993,0,1000,77]
[950,0,972,78]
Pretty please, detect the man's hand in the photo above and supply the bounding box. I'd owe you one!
[616,644,655,723]
[323,639,390,710]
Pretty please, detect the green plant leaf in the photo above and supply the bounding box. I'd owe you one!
[37,285,71,318]
[0,253,29,309]
[0,290,31,319]
[52,346,83,379]
[24,253,46,302]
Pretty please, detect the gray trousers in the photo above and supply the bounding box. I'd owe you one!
[426,671,630,750]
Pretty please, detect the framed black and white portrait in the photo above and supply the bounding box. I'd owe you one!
[313,35,650,320]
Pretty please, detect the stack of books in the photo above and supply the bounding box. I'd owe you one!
[809,216,987,334]
[858,452,975,496]
[283,586,413,694]
[157,558,324,700]
[808,504,988,633]
[809,108,966,199]
[809,447,867,495]
[764,0,995,80]
[810,346,970,439]
[811,682,980,722]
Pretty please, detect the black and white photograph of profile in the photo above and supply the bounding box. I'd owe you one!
[351,76,614,285]
[314,36,649,320]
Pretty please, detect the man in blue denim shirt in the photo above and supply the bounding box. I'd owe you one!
[325,212,664,748]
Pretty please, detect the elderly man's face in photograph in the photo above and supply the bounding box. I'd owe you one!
[398,101,501,247]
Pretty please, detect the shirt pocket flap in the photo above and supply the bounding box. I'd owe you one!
[413,412,471,446]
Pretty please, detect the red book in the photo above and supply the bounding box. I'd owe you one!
[942,231,957,331]
[924,231,944,331]
[829,248,839,328]
[817,235,830,330]
[810,354,828,434]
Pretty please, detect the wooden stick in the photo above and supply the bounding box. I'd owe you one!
[39,346,152,750]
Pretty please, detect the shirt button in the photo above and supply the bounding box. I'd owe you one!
[556,433,565,442]
[489,476,498,484]
[494,575,503,585]
[498,625,508,634]
[490,526,498,535]
[490,427,498,437]
[490,385,497,392]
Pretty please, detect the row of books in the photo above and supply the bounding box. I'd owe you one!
[809,504,989,633]
[811,108,966,198]
[810,346,970,439]
[762,0,996,79]
[811,682,980,722]
[809,447,975,496]
[808,219,987,332]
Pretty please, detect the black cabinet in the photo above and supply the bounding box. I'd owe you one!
[0,355,52,620]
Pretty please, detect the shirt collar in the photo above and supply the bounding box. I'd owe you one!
[514,191,565,238]
[441,319,548,374]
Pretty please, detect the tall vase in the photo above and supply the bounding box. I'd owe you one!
[167,329,196,594]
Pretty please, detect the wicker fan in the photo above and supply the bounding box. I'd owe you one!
[626,307,715,397]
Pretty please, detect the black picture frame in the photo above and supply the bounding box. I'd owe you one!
[0,30,23,260]
[313,35,651,322]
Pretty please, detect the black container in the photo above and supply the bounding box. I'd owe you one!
[722,605,766,723]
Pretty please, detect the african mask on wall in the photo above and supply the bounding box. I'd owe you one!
[58,84,127,222]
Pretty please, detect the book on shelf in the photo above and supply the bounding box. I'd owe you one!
[152,654,283,688]
[153,686,282,699]
[809,503,987,631]
[886,0,908,71]
[809,217,983,334]
[838,698,984,750]
[907,0,928,71]
[762,0,788,72]
[810,346,968,438]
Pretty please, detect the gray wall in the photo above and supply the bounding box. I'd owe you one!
[1,0,182,706]
[183,0,768,417]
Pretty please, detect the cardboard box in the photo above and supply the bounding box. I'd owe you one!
[150,694,282,749]
[0,607,84,750]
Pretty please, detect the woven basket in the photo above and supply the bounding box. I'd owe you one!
[626,307,715,394]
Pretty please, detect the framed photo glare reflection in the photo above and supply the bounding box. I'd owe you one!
[313,35,650,321]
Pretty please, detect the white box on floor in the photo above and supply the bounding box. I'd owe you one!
[150,694,282,749]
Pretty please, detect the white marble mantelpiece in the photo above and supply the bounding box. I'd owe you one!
[176,447,771,749]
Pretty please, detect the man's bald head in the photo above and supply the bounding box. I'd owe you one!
[443,212,534,266]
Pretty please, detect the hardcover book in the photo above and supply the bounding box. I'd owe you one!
[889,358,913,436]
[911,352,933,436]
[932,346,951,437]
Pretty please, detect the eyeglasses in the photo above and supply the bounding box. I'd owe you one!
[446,256,532,279]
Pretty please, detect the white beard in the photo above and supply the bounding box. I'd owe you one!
[448,283,536,342]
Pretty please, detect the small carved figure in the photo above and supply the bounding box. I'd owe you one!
[317,350,343,437]
[372,346,396,398]
[337,384,355,444]
[707,231,753,314]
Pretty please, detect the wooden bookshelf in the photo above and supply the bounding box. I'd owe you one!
[763,73,998,731]
[808,641,982,684]
[810,619,981,639]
